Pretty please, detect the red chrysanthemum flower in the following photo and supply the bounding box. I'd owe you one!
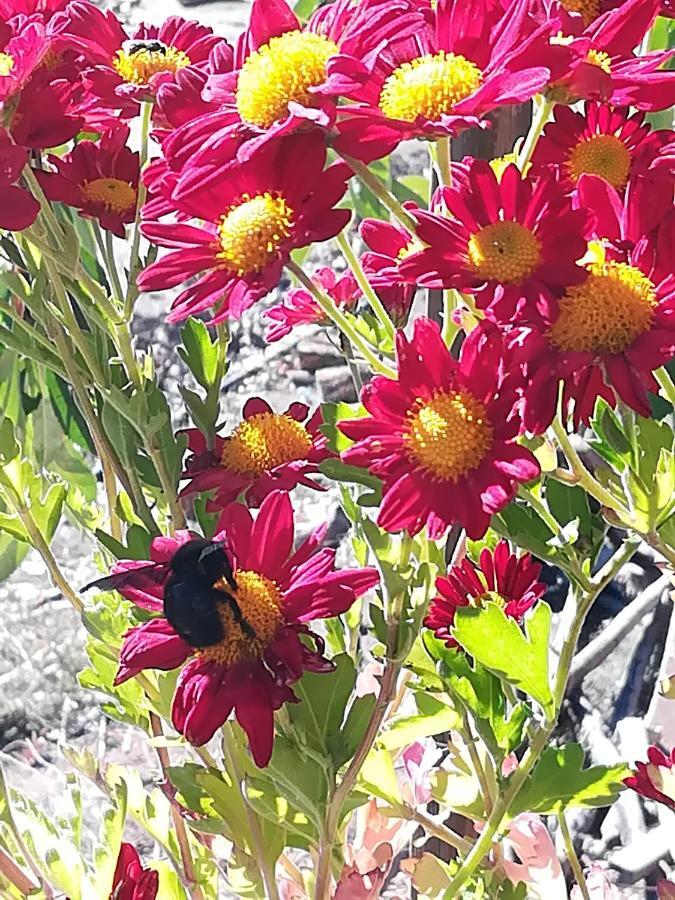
[542,0,675,110]
[0,0,68,20]
[111,492,379,766]
[159,0,422,182]
[265,266,360,342]
[137,132,351,324]
[531,102,674,192]
[624,746,675,810]
[56,1,229,120]
[425,540,545,647]
[0,130,39,231]
[398,160,589,324]
[331,0,552,162]
[513,174,675,430]
[110,843,158,900]
[180,397,333,507]
[340,318,540,540]
[36,127,139,236]
[0,14,48,103]
[359,216,418,327]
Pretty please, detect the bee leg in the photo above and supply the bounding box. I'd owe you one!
[219,591,257,640]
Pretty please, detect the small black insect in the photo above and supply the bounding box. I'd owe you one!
[82,539,254,648]
[121,38,168,56]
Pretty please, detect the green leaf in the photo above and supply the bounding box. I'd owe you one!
[379,692,460,749]
[453,602,554,720]
[177,318,220,390]
[508,743,629,815]
[291,653,357,766]
[545,480,592,537]
[45,371,94,453]
[30,482,66,544]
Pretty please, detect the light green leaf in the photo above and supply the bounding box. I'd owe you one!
[453,602,554,720]
[380,693,459,750]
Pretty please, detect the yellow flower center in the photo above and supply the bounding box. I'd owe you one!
[471,590,506,609]
[565,133,631,189]
[80,178,137,214]
[235,31,338,129]
[379,51,483,122]
[113,45,190,85]
[221,411,313,476]
[217,193,294,277]
[560,0,600,24]
[587,49,612,73]
[467,221,542,284]
[0,53,14,77]
[405,388,493,481]
[198,571,283,666]
[548,261,657,354]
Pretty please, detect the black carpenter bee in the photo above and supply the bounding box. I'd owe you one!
[83,538,255,647]
[121,38,168,56]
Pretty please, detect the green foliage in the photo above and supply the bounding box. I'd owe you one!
[509,743,630,815]
[453,602,555,721]
[177,318,228,438]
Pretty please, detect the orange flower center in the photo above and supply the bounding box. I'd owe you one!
[217,192,293,276]
[587,49,612,73]
[80,178,137,214]
[379,51,483,122]
[471,589,506,609]
[565,133,631,189]
[113,44,190,85]
[0,53,14,77]
[221,411,313,476]
[235,31,338,129]
[548,261,657,354]
[467,221,542,284]
[405,388,493,481]
[560,0,600,24]
[198,571,283,666]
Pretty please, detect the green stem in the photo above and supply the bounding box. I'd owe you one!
[550,418,629,517]
[335,230,396,344]
[655,367,675,406]
[406,807,472,855]
[434,136,452,187]
[124,100,152,318]
[23,166,65,251]
[222,735,280,900]
[558,812,590,900]
[104,228,125,306]
[518,97,554,169]
[339,153,418,233]
[287,260,396,378]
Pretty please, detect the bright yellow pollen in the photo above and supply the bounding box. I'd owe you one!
[397,239,423,261]
[587,49,612,74]
[467,221,541,284]
[560,0,600,24]
[0,53,14,77]
[235,31,338,129]
[221,411,313,476]
[379,51,483,122]
[113,45,190,85]
[471,590,506,609]
[405,388,493,481]
[217,193,293,277]
[198,571,283,666]
[566,133,631,189]
[548,261,657,354]
[80,178,137,214]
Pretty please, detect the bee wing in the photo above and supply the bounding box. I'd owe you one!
[80,563,169,594]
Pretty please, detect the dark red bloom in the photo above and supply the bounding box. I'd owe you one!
[624,746,675,810]
[180,397,333,507]
[36,127,139,236]
[340,318,540,540]
[0,130,39,231]
[425,541,545,647]
[513,174,675,430]
[265,267,360,342]
[111,843,158,900]
[332,0,552,162]
[398,160,589,324]
[359,217,417,327]
[110,493,379,766]
[138,132,351,324]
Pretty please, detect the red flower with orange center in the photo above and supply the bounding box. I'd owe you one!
[425,541,546,647]
[531,102,673,192]
[109,492,379,766]
[180,397,333,507]
[36,127,139,236]
[340,318,540,540]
